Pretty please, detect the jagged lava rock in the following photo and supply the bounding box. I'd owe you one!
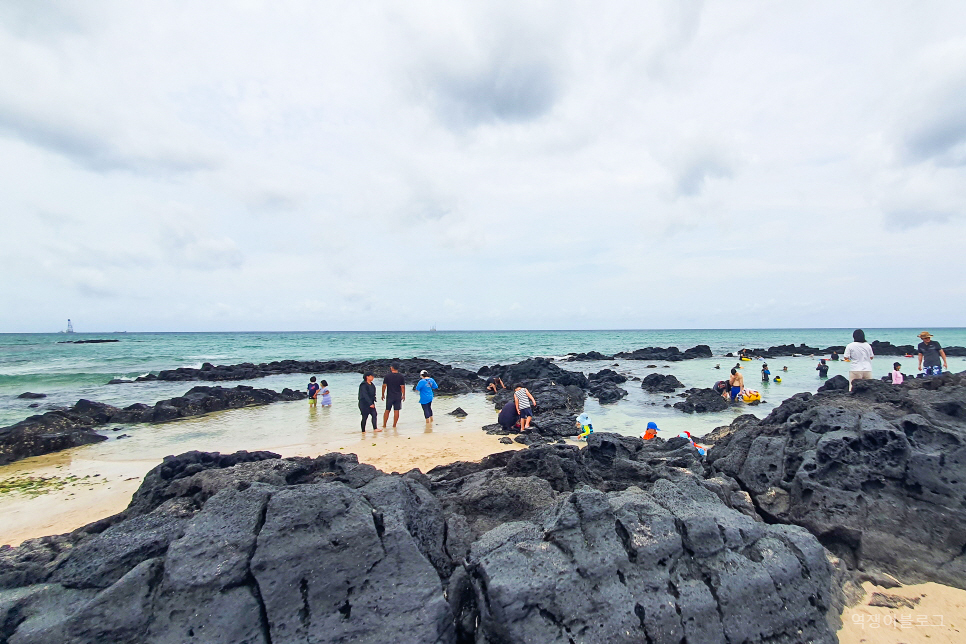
[707,371,966,588]
[641,373,685,393]
[0,437,837,643]
[674,388,729,413]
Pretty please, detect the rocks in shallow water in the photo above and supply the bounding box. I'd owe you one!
[492,379,585,414]
[448,407,468,417]
[587,368,627,384]
[615,344,712,361]
[0,436,838,643]
[640,373,684,393]
[17,392,46,399]
[708,372,966,587]
[673,388,730,413]
[481,358,589,388]
[498,436,513,444]
[565,350,615,361]
[587,369,628,403]
[106,378,133,384]
[0,387,305,465]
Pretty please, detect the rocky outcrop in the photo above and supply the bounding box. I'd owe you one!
[736,340,966,359]
[641,373,684,393]
[587,369,628,404]
[479,358,588,388]
[0,438,837,643]
[133,357,483,394]
[0,386,305,465]
[673,388,730,413]
[615,344,713,361]
[16,392,46,399]
[707,371,966,588]
[564,350,614,361]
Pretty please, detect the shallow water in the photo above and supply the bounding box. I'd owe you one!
[1,329,964,459]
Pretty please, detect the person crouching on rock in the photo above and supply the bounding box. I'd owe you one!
[713,380,730,400]
[415,369,439,425]
[576,412,593,440]
[498,401,520,432]
[358,373,378,432]
[513,383,536,432]
[485,375,506,394]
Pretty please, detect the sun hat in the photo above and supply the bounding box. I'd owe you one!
[419,369,429,377]
[646,421,658,430]
[918,331,932,339]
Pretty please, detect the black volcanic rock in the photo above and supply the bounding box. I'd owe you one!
[491,379,585,415]
[817,374,850,392]
[481,358,589,388]
[615,344,712,361]
[565,350,615,361]
[0,387,305,465]
[640,373,684,393]
[0,437,838,643]
[132,356,484,393]
[16,392,46,399]
[448,407,468,417]
[707,371,966,588]
[673,388,730,413]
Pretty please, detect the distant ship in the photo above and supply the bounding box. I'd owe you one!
[430,325,437,332]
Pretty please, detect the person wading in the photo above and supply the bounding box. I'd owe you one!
[358,373,378,432]
[381,363,406,428]
[844,329,874,391]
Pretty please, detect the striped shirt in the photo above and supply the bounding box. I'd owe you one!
[514,388,532,409]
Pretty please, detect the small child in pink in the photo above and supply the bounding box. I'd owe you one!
[891,362,903,385]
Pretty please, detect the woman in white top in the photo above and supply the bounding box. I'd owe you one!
[844,329,874,391]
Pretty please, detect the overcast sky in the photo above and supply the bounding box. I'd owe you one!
[1,1,965,332]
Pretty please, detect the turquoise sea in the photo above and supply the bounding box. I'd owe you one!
[2,328,964,435]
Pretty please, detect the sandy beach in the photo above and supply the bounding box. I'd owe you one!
[839,582,966,644]
[0,428,521,547]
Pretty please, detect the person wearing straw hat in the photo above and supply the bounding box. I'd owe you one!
[917,331,948,376]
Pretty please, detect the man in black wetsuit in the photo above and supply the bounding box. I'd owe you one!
[816,359,829,378]
[358,373,377,432]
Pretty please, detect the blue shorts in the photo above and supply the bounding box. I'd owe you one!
[519,407,533,418]
[923,365,942,376]
[730,386,741,401]
[421,402,433,418]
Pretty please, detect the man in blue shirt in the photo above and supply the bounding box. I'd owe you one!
[415,369,439,424]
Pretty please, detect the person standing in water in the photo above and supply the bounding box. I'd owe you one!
[728,368,744,402]
[358,373,378,432]
[761,363,771,383]
[844,329,874,390]
[816,359,829,378]
[415,369,439,424]
[917,331,948,376]
[319,380,331,406]
[307,376,320,406]
[381,363,406,429]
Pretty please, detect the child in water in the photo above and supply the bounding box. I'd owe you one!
[319,380,332,406]
[892,363,904,385]
[576,412,593,440]
[307,376,320,405]
[761,363,771,383]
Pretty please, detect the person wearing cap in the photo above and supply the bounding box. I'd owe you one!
[381,363,406,429]
[642,421,658,440]
[358,373,378,432]
[415,370,439,424]
[844,329,874,391]
[917,332,948,376]
[576,412,593,440]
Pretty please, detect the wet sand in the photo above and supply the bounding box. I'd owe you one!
[0,418,520,547]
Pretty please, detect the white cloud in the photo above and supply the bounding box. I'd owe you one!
[1,1,966,332]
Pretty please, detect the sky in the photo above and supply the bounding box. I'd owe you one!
[1,1,965,333]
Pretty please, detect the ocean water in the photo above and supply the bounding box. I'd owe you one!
[2,328,965,441]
